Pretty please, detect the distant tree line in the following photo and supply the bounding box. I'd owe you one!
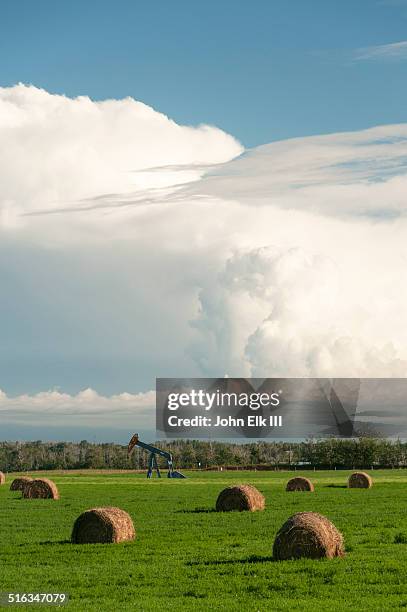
[1,438,407,472]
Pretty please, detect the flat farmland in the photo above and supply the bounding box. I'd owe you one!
[1,470,407,611]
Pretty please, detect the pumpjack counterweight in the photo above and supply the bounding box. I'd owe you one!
[127,434,186,479]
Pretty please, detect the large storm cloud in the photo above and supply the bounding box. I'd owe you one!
[1,85,406,435]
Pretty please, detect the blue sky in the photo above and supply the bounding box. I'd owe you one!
[1,0,407,146]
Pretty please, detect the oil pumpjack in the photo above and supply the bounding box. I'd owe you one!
[127,434,186,479]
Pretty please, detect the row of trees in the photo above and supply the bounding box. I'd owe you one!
[1,438,407,472]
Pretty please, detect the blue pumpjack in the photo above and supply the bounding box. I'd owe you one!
[128,434,186,479]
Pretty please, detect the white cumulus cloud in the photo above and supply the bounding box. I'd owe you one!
[190,245,407,378]
[0,388,155,429]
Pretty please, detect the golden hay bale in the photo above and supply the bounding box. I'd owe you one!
[10,476,33,491]
[348,471,373,489]
[286,476,314,492]
[216,484,265,512]
[22,478,59,500]
[0,471,5,485]
[71,507,135,544]
[273,512,344,560]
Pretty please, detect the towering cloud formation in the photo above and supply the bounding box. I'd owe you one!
[0,84,406,431]
[191,246,406,378]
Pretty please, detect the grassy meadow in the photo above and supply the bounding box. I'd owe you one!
[1,469,407,611]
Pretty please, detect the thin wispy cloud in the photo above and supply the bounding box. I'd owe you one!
[355,40,407,60]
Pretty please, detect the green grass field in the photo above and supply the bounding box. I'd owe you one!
[1,469,407,611]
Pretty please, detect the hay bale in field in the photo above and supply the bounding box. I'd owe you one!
[273,511,344,560]
[0,471,5,485]
[22,478,59,500]
[216,484,265,512]
[10,476,33,491]
[286,476,314,492]
[71,507,135,544]
[348,471,372,489]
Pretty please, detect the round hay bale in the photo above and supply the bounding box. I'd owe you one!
[348,471,372,489]
[273,511,344,560]
[10,476,33,492]
[0,471,5,485]
[22,478,59,500]
[216,484,265,512]
[71,507,135,544]
[286,476,314,492]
